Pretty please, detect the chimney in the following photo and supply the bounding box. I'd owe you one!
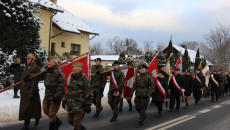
[50,0,57,5]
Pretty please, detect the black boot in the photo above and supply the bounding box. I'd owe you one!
[49,122,56,130]
[92,113,99,118]
[110,116,117,122]
[136,122,143,128]
[56,117,62,129]
[80,124,87,130]
[34,118,40,126]
[185,103,188,109]
[157,110,162,118]
[21,119,30,130]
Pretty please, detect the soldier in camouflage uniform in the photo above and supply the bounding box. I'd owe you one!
[131,65,155,128]
[101,61,125,122]
[62,62,92,130]
[90,58,107,118]
[40,56,66,130]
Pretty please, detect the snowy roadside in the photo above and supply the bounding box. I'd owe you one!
[0,82,131,127]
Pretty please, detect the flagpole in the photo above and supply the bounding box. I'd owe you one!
[148,50,161,67]
[90,66,137,76]
[0,51,92,93]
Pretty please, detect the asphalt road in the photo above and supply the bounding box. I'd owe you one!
[1,95,230,130]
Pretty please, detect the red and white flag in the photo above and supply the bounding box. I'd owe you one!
[175,56,182,72]
[61,53,91,92]
[148,55,158,80]
[121,67,135,98]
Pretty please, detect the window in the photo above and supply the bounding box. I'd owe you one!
[61,42,65,48]
[71,44,80,55]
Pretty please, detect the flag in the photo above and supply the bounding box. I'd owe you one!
[121,67,135,98]
[61,54,91,92]
[148,55,158,80]
[198,61,202,69]
[202,64,210,87]
[166,60,172,79]
[175,56,182,72]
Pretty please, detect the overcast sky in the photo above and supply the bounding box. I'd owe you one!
[58,0,230,49]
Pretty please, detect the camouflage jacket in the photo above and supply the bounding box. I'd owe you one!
[131,73,155,97]
[63,72,92,113]
[40,65,66,100]
[90,65,107,91]
[105,68,125,96]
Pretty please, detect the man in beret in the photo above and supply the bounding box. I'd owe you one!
[209,70,221,102]
[91,58,107,118]
[39,56,66,130]
[168,68,184,111]
[62,62,92,130]
[131,64,155,128]
[19,54,41,130]
[100,61,125,122]
[193,69,205,105]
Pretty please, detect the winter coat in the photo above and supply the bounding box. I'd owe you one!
[209,74,221,88]
[169,74,184,95]
[152,77,169,102]
[19,62,41,120]
[10,63,23,83]
[193,73,204,90]
[182,75,193,96]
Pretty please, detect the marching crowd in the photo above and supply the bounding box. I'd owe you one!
[8,53,230,130]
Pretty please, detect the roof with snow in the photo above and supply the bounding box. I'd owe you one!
[30,0,63,12]
[91,55,142,61]
[172,45,213,65]
[53,6,99,35]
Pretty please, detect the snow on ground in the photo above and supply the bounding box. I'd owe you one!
[0,82,113,127]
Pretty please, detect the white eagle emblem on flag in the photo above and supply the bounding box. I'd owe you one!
[152,69,158,78]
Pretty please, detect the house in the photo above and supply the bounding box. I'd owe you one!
[163,45,213,66]
[30,0,99,61]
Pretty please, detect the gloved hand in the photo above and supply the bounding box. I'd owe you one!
[85,105,91,114]
[111,89,117,94]
[96,71,101,75]
[23,74,33,82]
[62,101,67,109]
[53,98,60,104]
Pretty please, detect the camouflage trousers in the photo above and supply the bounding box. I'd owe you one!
[134,96,150,123]
[43,100,61,122]
[93,90,103,114]
[108,92,121,118]
[68,111,85,130]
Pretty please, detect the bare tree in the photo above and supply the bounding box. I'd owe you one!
[205,24,230,71]
[90,42,104,55]
[107,36,124,54]
[124,38,143,55]
[143,41,154,54]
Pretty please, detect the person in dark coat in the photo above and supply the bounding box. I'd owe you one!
[182,70,193,108]
[193,69,205,105]
[10,57,23,98]
[161,66,169,81]
[209,71,221,102]
[152,70,169,117]
[168,68,184,111]
[19,54,41,130]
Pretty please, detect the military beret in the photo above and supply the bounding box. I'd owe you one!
[26,54,36,60]
[95,58,102,62]
[47,56,57,61]
[112,61,120,66]
[213,70,217,73]
[175,68,180,71]
[139,65,148,69]
[158,70,164,74]
[72,62,84,68]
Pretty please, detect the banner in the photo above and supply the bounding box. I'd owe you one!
[61,54,90,92]
[175,56,182,72]
[121,67,135,98]
[148,55,158,80]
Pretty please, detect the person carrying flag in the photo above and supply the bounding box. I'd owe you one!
[131,65,155,128]
[152,70,169,118]
[168,68,184,112]
[209,70,221,102]
[100,61,125,122]
[90,58,107,118]
[193,69,205,105]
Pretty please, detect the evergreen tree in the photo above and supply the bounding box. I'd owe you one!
[118,52,126,64]
[200,57,207,69]
[126,53,135,66]
[166,39,177,66]
[156,49,166,69]
[182,47,190,71]
[0,0,44,67]
[194,48,201,69]
[145,51,154,64]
